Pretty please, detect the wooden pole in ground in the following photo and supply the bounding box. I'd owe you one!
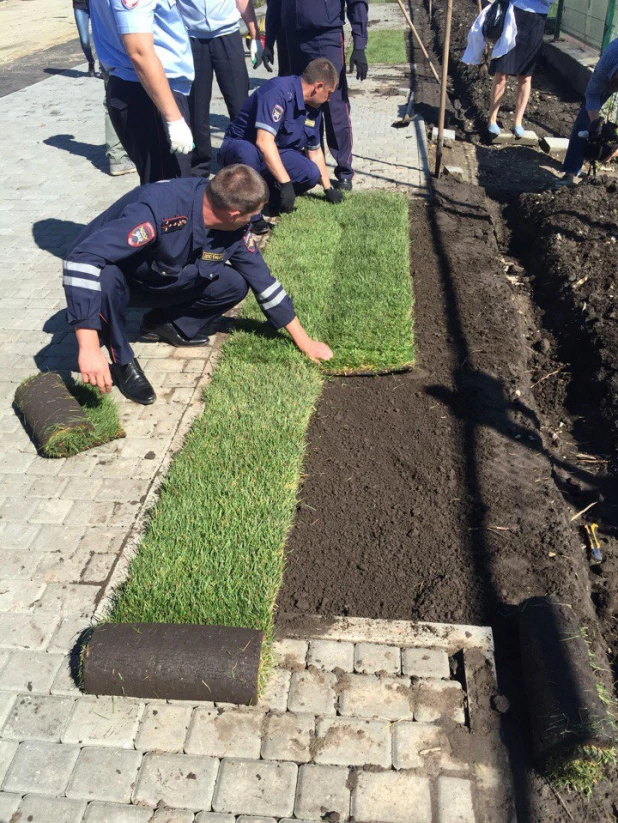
[395,0,442,85]
[434,0,453,178]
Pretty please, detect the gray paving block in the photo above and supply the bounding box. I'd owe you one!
[82,802,154,823]
[0,613,60,651]
[352,771,432,823]
[152,809,196,823]
[0,579,45,611]
[438,776,476,822]
[306,640,354,672]
[0,652,64,693]
[414,680,465,724]
[294,764,350,820]
[0,740,18,784]
[67,747,143,803]
[185,708,264,759]
[236,818,276,823]
[14,794,87,823]
[288,669,337,715]
[2,741,80,795]
[136,703,193,752]
[353,643,401,675]
[62,696,144,748]
[393,722,468,772]
[0,693,15,729]
[132,752,219,810]
[194,815,235,823]
[256,668,291,712]
[261,712,314,763]
[35,583,99,617]
[338,674,414,720]
[313,718,391,768]
[402,647,450,679]
[273,638,308,669]
[50,657,81,696]
[212,759,298,816]
[2,694,75,742]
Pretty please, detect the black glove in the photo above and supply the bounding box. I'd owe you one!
[325,187,344,204]
[263,45,275,72]
[278,181,296,213]
[349,48,368,81]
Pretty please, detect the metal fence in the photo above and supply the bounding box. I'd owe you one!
[553,0,616,52]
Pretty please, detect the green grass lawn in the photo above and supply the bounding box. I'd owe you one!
[107,192,414,669]
[361,30,409,64]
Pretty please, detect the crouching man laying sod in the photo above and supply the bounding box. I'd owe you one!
[63,164,333,405]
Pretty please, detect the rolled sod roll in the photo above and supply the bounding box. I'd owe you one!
[519,596,615,768]
[15,372,93,453]
[82,623,263,704]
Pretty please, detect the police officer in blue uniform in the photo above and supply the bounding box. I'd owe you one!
[263,0,368,191]
[63,165,333,405]
[218,58,343,233]
[89,0,195,184]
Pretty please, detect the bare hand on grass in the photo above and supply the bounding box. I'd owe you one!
[302,340,334,363]
[78,348,113,394]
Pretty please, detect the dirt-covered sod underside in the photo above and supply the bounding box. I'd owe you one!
[278,181,618,822]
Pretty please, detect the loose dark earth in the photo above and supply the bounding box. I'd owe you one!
[278,3,618,821]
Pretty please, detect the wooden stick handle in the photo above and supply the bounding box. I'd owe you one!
[395,0,442,85]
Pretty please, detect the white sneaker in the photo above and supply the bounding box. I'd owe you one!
[553,172,577,188]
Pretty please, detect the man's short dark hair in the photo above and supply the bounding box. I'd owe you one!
[208,165,269,213]
[302,58,338,89]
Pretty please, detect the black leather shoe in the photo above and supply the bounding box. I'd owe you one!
[110,358,156,405]
[140,318,210,347]
[250,217,273,235]
[334,178,353,192]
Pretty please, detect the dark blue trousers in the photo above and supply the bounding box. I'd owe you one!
[279,28,353,182]
[562,93,611,175]
[98,263,248,365]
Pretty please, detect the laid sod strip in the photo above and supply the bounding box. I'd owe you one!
[263,193,414,374]
[107,192,414,677]
[15,373,125,458]
[356,29,409,65]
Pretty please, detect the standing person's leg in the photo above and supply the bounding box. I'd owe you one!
[488,72,508,128]
[188,38,215,178]
[513,75,532,129]
[73,8,95,71]
[102,68,135,176]
[211,32,250,123]
[561,99,610,177]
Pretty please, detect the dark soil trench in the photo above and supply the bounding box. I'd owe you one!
[277,3,618,821]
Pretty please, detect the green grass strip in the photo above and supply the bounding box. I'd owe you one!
[358,30,409,65]
[108,192,413,652]
[45,381,125,458]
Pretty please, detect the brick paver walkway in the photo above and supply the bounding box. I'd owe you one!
[0,7,518,823]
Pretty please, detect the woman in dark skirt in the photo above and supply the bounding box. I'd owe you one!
[487,0,554,138]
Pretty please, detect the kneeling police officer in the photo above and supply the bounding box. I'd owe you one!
[63,164,333,405]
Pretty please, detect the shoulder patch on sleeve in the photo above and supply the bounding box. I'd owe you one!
[161,215,188,234]
[272,104,284,123]
[244,231,257,253]
[127,221,155,247]
[122,0,139,8]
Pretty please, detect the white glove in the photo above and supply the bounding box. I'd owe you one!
[250,38,264,69]
[166,117,194,154]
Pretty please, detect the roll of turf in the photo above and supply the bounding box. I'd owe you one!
[15,372,93,453]
[82,623,263,704]
[519,596,615,768]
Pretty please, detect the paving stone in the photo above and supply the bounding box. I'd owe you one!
[393,722,468,772]
[338,674,414,720]
[212,759,298,817]
[194,814,234,823]
[0,693,14,729]
[313,718,391,767]
[306,640,354,672]
[294,764,350,820]
[261,712,314,762]
[82,802,154,823]
[288,669,337,715]
[34,551,93,585]
[185,708,263,758]
[0,580,45,612]
[0,652,64,693]
[132,752,219,810]
[256,668,291,712]
[0,549,43,580]
[152,809,196,823]
[402,647,450,679]
[236,818,276,823]
[0,523,40,550]
[2,741,79,795]
[14,794,87,823]
[35,583,99,616]
[415,680,466,724]
[0,613,60,650]
[48,618,89,654]
[82,552,115,583]
[273,638,308,669]
[50,657,81,696]
[0,740,18,784]
[30,526,85,555]
[2,695,75,742]
[136,703,193,752]
[67,747,143,803]
[437,776,476,822]
[351,771,432,823]
[29,499,74,524]
[0,792,21,822]
[353,643,401,675]
[62,696,144,747]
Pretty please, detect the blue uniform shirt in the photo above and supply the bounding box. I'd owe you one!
[265,0,368,51]
[90,0,194,95]
[225,75,322,151]
[586,37,618,111]
[63,178,295,331]
[176,0,241,39]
